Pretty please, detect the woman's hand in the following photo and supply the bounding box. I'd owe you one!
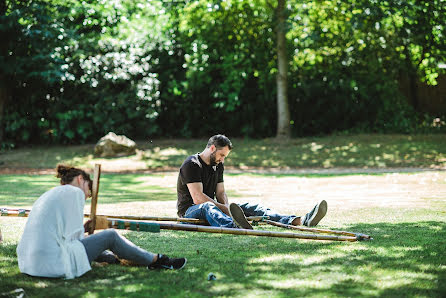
[84,219,93,234]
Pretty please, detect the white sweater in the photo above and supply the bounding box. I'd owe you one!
[17,185,91,279]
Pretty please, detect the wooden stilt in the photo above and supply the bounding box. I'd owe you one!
[87,214,206,224]
[264,220,371,240]
[106,219,358,242]
[0,207,371,241]
[89,164,101,234]
[83,214,266,225]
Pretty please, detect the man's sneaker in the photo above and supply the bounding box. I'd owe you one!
[301,200,328,227]
[148,254,187,270]
[229,203,253,229]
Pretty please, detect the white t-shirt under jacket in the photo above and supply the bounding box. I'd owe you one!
[17,185,91,279]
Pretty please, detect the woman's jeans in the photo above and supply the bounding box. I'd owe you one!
[184,202,296,228]
[80,229,155,265]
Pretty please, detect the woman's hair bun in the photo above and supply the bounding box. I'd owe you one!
[56,164,71,178]
[55,164,91,189]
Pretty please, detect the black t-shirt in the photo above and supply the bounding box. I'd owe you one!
[176,154,224,217]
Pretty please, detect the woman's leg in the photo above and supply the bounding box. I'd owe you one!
[80,229,156,265]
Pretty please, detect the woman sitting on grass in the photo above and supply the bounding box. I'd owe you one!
[17,165,186,279]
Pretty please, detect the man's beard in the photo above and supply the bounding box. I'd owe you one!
[209,151,217,166]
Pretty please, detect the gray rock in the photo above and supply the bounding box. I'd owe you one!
[94,132,137,157]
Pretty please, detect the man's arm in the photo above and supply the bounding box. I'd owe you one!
[187,182,230,215]
[215,182,229,206]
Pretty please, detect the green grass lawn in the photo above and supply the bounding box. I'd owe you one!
[1,171,446,297]
[1,134,445,171]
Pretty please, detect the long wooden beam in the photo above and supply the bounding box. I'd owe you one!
[264,220,372,240]
[0,207,370,240]
[0,208,262,225]
[104,218,358,242]
[0,209,30,217]
[83,214,267,224]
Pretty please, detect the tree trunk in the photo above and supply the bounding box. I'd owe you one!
[404,48,419,111]
[275,0,291,138]
[0,0,7,144]
[0,82,8,144]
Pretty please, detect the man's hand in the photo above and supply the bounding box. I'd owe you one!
[217,203,230,216]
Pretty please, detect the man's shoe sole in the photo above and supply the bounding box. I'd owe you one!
[307,200,327,227]
[229,203,253,229]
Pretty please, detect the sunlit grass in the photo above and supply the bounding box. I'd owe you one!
[1,134,445,171]
[1,172,445,296]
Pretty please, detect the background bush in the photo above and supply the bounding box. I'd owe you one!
[0,0,444,147]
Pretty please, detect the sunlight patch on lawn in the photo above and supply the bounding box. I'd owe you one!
[35,281,50,288]
[211,281,244,293]
[153,147,188,156]
[251,254,298,263]
[122,283,145,293]
[0,218,26,242]
[253,252,335,267]
[87,158,147,172]
[266,278,327,289]
[372,270,436,289]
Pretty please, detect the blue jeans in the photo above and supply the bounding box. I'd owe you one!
[238,202,297,225]
[184,202,296,228]
[184,202,238,228]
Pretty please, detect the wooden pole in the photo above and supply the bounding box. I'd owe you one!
[264,220,371,240]
[0,209,30,217]
[0,208,370,241]
[0,208,261,224]
[86,214,206,224]
[106,219,358,242]
[89,164,101,234]
[0,209,365,241]
[83,214,266,225]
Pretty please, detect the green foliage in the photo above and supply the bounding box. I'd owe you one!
[1,0,445,146]
[286,0,445,135]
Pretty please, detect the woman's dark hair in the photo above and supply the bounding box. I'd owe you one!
[206,134,233,150]
[56,164,92,192]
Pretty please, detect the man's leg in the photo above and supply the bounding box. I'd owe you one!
[238,202,297,225]
[184,202,238,228]
[239,200,327,227]
[300,200,327,227]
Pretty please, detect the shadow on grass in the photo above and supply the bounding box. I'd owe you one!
[165,221,446,297]
[226,135,446,168]
[1,221,444,297]
[97,174,175,203]
[0,174,176,207]
[0,144,93,169]
[2,135,446,171]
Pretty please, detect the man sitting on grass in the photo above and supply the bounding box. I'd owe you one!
[176,134,327,229]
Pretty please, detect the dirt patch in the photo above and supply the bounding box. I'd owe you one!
[0,166,444,175]
[0,168,56,175]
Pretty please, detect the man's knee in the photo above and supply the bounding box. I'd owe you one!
[201,202,217,210]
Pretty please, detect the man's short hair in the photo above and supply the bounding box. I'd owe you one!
[207,134,233,150]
